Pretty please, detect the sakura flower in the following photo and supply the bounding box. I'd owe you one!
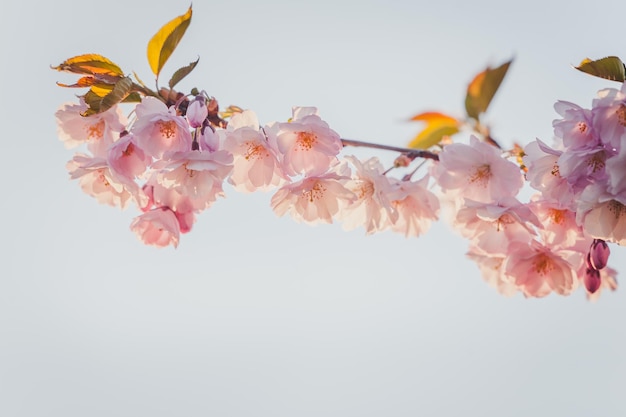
[454,197,540,255]
[576,183,626,245]
[504,241,579,298]
[155,150,233,210]
[271,168,355,225]
[142,175,197,232]
[553,100,598,150]
[557,145,609,192]
[66,154,145,209]
[433,135,523,204]
[270,106,343,177]
[605,142,626,197]
[591,84,626,151]
[107,132,152,181]
[466,247,519,297]
[131,96,193,158]
[130,207,181,248]
[388,176,440,237]
[339,156,398,234]
[527,198,581,248]
[56,98,127,156]
[523,139,575,208]
[223,110,287,192]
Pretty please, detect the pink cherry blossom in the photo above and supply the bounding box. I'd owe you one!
[553,100,598,150]
[388,176,440,237]
[433,135,523,204]
[223,111,287,192]
[339,156,398,234]
[504,241,579,297]
[557,145,609,192]
[271,169,356,225]
[66,154,144,209]
[466,248,519,297]
[576,183,626,245]
[130,208,181,248]
[142,175,198,222]
[605,142,626,197]
[454,197,540,255]
[527,198,581,248]
[523,139,576,208]
[591,83,626,151]
[155,150,233,210]
[56,98,127,156]
[107,133,152,180]
[131,96,193,158]
[270,107,343,177]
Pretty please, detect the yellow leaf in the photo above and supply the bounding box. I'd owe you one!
[52,54,124,77]
[147,5,193,77]
[408,112,460,149]
[409,111,459,125]
[90,84,114,97]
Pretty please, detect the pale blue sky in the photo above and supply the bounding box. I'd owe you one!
[2,0,625,416]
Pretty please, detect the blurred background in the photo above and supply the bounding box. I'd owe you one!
[1,0,625,415]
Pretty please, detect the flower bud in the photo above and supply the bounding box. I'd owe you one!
[589,239,610,270]
[187,96,208,128]
[584,268,601,294]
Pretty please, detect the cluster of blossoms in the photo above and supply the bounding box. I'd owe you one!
[55,80,626,299]
[56,94,440,250]
[431,83,626,298]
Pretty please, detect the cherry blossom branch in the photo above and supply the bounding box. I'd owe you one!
[340,138,440,161]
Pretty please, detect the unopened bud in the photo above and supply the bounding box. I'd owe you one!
[584,268,602,294]
[187,96,208,128]
[589,239,610,270]
[394,154,412,167]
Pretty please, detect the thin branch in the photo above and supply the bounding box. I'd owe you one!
[340,138,439,161]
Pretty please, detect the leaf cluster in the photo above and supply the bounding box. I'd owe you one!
[52,5,198,116]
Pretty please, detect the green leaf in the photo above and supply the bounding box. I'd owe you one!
[81,90,103,115]
[82,77,133,116]
[52,54,124,77]
[574,56,625,82]
[147,5,193,77]
[168,57,199,89]
[122,92,143,103]
[465,59,513,120]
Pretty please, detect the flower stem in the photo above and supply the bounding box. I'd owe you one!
[340,138,439,161]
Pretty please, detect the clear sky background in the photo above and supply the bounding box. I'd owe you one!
[2,0,625,416]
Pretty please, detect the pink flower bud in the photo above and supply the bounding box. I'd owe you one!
[584,268,602,294]
[187,96,208,128]
[589,239,610,270]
